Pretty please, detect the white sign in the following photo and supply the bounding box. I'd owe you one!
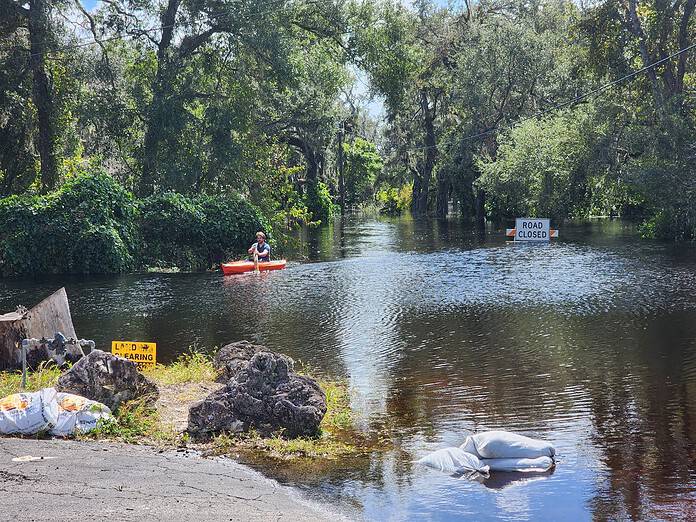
[515,218,550,241]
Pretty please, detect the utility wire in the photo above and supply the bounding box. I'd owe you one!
[398,41,696,152]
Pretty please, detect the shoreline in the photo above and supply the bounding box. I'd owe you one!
[0,437,353,522]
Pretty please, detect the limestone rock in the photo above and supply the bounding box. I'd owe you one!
[189,350,326,438]
[187,387,245,435]
[56,350,158,410]
[213,340,293,383]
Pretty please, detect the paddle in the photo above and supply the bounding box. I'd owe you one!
[253,251,260,273]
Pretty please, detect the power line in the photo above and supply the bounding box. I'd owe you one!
[398,41,696,153]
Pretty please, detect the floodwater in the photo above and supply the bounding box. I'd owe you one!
[2,216,696,521]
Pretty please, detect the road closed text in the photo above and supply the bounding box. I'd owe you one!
[515,218,550,241]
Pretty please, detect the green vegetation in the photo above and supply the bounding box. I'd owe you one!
[0,172,267,276]
[143,350,218,385]
[0,363,61,398]
[141,192,269,271]
[2,0,696,250]
[377,184,413,215]
[352,0,696,237]
[343,138,384,210]
[84,398,178,446]
[0,172,139,276]
[0,351,361,458]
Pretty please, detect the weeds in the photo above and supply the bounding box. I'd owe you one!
[212,429,355,460]
[143,349,218,385]
[0,362,61,397]
[80,397,178,446]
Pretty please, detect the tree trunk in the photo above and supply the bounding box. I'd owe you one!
[29,0,58,192]
[475,188,486,227]
[435,170,449,218]
[675,0,696,96]
[411,166,422,214]
[337,127,345,213]
[412,89,438,216]
[626,0,664,112]
[139,0,180,196]
[140,86,164,196]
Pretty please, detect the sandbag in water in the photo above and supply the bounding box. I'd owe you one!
[460,431,555,459]
[416,447,490,475]
[482,456,555,472]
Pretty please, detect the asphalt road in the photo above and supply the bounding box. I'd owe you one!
[0,438,346,521]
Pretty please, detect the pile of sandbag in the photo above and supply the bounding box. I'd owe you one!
[417,431,555,476]
[0,388,112,437]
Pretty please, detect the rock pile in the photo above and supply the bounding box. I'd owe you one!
[189,343,326,438]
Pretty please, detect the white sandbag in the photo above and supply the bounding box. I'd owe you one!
[482,456,554,472]
[416,447,490,475]
[460,431,555,459]
[49,392,112,437]
[0,388,58,435]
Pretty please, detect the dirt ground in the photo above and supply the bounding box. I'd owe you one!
[155,381,224,433]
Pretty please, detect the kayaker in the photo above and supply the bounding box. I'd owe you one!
[248,231,270,262]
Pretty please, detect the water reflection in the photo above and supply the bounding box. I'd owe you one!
[1,217,696,520]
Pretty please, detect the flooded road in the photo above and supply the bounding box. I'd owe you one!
[2,217,696,520]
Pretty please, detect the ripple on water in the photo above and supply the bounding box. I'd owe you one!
[2,219,696,521]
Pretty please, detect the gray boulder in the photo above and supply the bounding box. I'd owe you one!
[213,340,294,383]
[186,387,245,434]
[189,350,326,438]
[56,349,159,410]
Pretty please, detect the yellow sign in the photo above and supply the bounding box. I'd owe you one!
[111,341,157,370]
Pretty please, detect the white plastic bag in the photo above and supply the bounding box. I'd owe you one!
[49,392,112,437]
[0,388,58,435]
[482,456,555,472]
[461,431,555,459]
[416,447,490,475]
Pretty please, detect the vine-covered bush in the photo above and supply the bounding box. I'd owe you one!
[197,194,270,267]
[140,192,206,270]
[0,172,139,276]
[0,173,270,276]
[140,192,269,271]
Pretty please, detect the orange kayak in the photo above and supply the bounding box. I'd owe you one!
[221,260,287,275]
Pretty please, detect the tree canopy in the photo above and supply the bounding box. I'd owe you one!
[1,0,695,252]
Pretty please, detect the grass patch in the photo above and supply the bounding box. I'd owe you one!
[78,397,180,446]
[320,379,354,432]
[143,349,218,385]
[212,429,356,460]
[0,362,61,397]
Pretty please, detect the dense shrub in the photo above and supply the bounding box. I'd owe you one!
[376,183,412,215]
[197,194,269,266]
[140,193,206,270]
[0,172,138,276]
[140,192,269,270]
[0,174,270,276]
[306,181,338,225]
[344,138,383,208]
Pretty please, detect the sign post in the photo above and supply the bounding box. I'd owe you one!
[111,341,157,370]
[506,218,559,241]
